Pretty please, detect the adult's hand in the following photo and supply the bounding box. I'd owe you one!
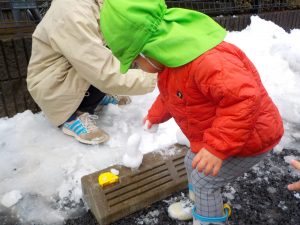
[192,148,223,177]
[287,159,300,191]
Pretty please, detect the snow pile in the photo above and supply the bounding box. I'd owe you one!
[0,16,300,224]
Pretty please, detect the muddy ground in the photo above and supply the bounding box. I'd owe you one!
[65,148,300,225]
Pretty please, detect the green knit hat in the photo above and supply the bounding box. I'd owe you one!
[100,0,227,73]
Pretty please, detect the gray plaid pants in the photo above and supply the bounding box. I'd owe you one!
[184,150,269,218]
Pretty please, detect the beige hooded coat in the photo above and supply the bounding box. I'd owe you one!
[27,0,156,126]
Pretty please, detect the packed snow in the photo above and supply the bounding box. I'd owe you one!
[0,16,300,224]
[122,133,143,169]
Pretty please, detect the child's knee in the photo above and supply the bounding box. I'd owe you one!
[190,170,219,191]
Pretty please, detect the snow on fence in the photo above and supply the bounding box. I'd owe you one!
[0,1,300,118]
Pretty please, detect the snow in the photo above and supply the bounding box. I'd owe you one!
[136,209,160,225]
[122,133,143,169]
[110,168,120,175]
[0,16,300,224]
[143,120,159,133]
[1,190,22,208]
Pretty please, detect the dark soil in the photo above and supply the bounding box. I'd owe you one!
[65,148,300,225]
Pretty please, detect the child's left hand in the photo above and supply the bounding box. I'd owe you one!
[192,148,223,176]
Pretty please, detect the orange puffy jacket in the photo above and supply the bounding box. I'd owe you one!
[147,41,284,160]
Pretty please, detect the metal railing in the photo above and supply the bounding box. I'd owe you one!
[0,0,50,36]
[0,1,300,118]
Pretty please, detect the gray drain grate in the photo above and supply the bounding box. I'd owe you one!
[81,144,188,225]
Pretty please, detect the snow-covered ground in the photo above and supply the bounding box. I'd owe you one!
[1,16,300,225]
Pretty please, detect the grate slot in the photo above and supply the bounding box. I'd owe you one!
[178,169,187,178]
[172,155,185,166]
[108,175,172,208]
[175,163,185,171]
[104,163,167,194]
[106,169,170,200]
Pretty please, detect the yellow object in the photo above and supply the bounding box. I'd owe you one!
[223,203,232,217]
[98,172,119,187]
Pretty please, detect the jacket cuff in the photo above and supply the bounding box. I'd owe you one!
[144,72,157,93]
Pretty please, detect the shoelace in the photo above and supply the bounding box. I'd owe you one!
[80,113,99,132]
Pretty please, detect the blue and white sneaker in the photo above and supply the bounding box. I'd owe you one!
[99,95,131,106]
[62,113,109,145]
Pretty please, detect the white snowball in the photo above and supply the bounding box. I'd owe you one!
[122,153,143,169]
[110,168,120,176]
[122,133,143,169]
[1,190,22,208]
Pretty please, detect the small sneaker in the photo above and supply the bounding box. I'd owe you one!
[62,113,109,145]
[189,190,195,202]
[99,95,131,106]
[168,198,194,221]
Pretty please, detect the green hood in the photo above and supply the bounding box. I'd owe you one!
[100,0,226,73]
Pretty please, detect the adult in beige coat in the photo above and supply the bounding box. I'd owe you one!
[27,0,156,144]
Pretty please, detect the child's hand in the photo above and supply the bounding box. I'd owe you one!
[288,159,300,191]
[192,148,223,177]
[143,116,158,133]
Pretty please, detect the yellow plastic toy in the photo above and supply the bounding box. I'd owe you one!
[98,172,119,187]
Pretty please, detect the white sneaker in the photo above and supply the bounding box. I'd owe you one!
[189,190,195,202]
[62,113,109,145]
[168,198,194,221]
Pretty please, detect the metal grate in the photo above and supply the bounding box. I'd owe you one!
[0,36,39,117]
[166,0,300,15]
[81,145,188,225]
[0,0,51,36]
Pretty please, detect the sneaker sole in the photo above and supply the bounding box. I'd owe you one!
[62,127,109,145]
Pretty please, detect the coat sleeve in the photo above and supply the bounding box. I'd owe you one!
[194,53,262,160]
[47,3,156,95]
[147,94,172,124]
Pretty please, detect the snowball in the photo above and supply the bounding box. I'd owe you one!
[122,133,144,169]
[110,168,120,176]
[1,190,22,208]
[122,153,143,169]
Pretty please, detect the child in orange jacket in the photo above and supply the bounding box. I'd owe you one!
[100,0,284,224]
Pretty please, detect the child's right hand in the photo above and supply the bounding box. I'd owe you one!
[288,159,300,191]
[143,116,158,133]
[192,148,223,177]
